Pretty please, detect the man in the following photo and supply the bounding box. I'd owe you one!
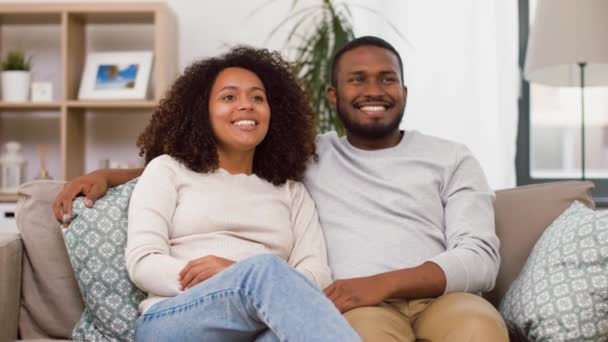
[54,36,508,341]
[304,36,507,341]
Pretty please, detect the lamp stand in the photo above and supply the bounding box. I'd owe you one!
[579,62,587,180]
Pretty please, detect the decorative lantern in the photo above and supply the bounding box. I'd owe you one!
[0,141,26,193]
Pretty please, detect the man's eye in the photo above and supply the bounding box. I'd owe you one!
[349,76,364,83]
[382,77,397,84]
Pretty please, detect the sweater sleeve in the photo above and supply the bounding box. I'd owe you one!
[429,146,500,294]
[287,182,333,290]
[125,156,187,297]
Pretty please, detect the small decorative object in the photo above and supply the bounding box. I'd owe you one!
[0,141,26,193]
[35,145,52,180]
[78,51,153,100]
[31,82,53,102]
[1,50,32,102]
[98,158,110,169]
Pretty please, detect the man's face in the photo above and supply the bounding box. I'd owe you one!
[328,46,407,140]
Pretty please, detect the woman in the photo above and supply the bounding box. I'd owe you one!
[121,47,359,341]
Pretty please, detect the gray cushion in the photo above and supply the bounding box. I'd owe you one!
[500,201,608,341]
[16,180,84,339]
[487,181,595,308]
[63,179,145,342]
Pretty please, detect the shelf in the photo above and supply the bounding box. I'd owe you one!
[0,2,175,181]
[0,102,62,111]
[0,193,18,202]
[0,13,61,25]
[66,100,158,109]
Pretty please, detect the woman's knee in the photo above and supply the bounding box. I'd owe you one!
[241,253,285,269]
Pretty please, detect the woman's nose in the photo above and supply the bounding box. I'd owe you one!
[238,99,253,111]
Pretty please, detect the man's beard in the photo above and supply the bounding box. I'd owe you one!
[336,96,404,140]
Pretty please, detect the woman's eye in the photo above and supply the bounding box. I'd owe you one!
[252,95,264,102]
[222,95,235,101]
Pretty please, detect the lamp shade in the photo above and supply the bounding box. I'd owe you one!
[524,0,608,87]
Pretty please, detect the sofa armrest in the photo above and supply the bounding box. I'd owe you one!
[0,232,22,342]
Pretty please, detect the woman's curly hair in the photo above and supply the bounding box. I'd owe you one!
[137,46,317,185]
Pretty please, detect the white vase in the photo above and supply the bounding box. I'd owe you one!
[1,71,31,102]
[0,141,26,193]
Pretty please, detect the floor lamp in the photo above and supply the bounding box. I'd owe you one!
[524,0,608,180]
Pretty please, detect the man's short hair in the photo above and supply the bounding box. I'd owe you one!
[330,36,404,87]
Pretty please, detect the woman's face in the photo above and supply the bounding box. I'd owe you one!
[208,67,270,155]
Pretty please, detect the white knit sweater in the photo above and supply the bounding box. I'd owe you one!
[126,155,332,313]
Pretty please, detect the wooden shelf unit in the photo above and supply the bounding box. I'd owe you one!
[0,2,177,182]
[0,192,18,202]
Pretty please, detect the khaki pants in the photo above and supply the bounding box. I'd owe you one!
[344,292,508,342]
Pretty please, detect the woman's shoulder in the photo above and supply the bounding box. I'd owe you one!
[283,180,314,204]
[146,154,186,168]
[142,154,188,178]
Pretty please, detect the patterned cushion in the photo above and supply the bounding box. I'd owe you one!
[62,179,145,342]
[500,201,608,341]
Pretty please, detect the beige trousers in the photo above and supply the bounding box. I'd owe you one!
[344,292,509,342]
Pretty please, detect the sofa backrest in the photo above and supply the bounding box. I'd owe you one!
[16,180,83,340]
[487,181,595,308]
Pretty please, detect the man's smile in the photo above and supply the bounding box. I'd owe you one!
[354,101,394,117]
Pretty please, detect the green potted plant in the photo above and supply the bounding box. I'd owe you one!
[1,50,31,102]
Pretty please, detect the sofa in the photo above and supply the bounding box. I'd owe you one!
[0,179,596,342]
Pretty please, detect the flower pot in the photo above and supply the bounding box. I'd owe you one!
[1,71,31,102]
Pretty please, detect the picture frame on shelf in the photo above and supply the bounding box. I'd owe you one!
[78,51,153,100]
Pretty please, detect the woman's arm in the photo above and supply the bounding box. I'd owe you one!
[287,182,333,290]
[125,157,186,296]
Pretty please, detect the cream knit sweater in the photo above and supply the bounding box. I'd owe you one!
[126,155,332,313]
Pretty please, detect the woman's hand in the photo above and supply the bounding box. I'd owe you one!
[179,255,236,290]
[52,171,109,226]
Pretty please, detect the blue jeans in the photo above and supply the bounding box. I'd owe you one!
[134,254,361,342]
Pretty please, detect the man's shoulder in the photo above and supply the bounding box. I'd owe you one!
[315,131,341,155]
[408,130,470,156]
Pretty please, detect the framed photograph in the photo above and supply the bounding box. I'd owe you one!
[78,51,153,100]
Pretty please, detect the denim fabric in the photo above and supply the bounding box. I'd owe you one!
[134,254,360,342]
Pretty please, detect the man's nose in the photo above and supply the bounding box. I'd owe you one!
[362,80,383,96]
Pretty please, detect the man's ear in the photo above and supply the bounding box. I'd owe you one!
[327,86,337,109]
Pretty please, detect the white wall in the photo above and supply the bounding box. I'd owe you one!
[0,0,519,189]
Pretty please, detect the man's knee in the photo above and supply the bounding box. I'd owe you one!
[455,303,508,340]
[415,292,508,342]
[344,306,413,342]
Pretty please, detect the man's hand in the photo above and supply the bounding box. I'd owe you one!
[324,275,393,313]
[52,171,109,226]
[179,255,235,290]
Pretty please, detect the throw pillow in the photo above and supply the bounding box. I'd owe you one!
[62,179,146,342]
[500,201,608,341]
[487,180,595,307]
